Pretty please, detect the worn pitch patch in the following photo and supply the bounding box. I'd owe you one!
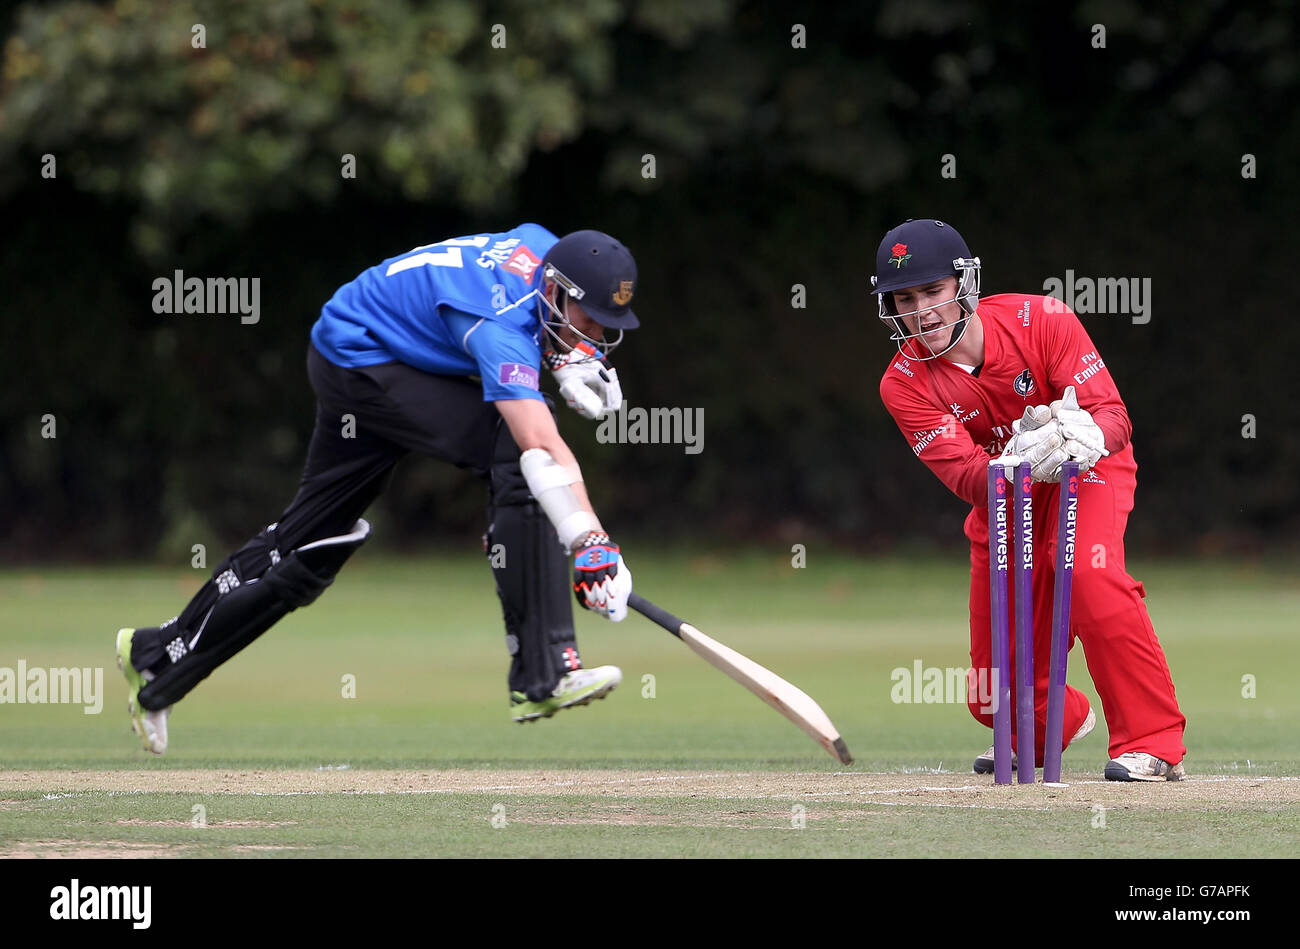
[112,818,297,828]
[0,839,195,859]
[1,769,1297,811]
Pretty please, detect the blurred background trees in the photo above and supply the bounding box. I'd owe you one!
[2,0,1296,560]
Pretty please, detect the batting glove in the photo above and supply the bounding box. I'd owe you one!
[572,531,632,622]
[544,343,623,421]
[1004,404,1070,482]
[1050,385,1108,472]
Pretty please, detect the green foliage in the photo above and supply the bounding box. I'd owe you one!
[0,0,628,255]
[1,1,1297,556]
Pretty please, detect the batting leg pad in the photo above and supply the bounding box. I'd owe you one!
[488,420,581,702]
[137,519,371,710]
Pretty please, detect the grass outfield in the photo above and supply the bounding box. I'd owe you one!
[1,551,1297,858]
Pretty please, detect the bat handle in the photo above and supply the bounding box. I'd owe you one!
[628,593,686,639]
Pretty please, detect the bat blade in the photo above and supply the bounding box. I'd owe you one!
[678,622,853,765]
[628,593,851,764]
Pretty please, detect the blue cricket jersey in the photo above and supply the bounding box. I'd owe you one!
[311,223,558,402]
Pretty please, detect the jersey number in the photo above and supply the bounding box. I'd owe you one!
[385,236,490,276]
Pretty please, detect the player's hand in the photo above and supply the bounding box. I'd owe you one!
[572,531,632,622]
[545,343,622,420]
[1005,404,1069,482]
[1050,385,1108,472]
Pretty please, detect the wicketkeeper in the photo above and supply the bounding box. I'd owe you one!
[116,225,637,754]
[874,218,1187,781]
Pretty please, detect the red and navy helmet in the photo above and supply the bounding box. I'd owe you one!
[870,219,981,359]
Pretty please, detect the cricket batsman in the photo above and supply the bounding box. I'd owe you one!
[115,224,638,754]
[874,218,1187,781]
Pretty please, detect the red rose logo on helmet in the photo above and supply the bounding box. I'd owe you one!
[889,243,912,268]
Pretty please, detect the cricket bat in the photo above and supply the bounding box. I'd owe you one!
[629,593,853,765]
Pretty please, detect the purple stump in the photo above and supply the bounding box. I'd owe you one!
[987,461,1013,785]
[1043,461,1080,784]
[1013,461,1035,783]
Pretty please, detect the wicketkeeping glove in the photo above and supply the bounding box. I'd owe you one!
[1050,385,1109,472]
[544,342,623,420]
[1004,404,1070,482]
[572,531,632,622]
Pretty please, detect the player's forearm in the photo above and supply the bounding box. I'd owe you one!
[497,398,603,542]
[536,438,598,523]
[1090,405,1131,455]
[1045,312,1132,455]
[918,443,990,509]
[880,390,989,507]
[955,462,990,509]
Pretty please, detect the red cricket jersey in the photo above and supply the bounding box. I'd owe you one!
[879,294,1133,513]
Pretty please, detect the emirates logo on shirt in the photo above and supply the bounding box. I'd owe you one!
[1013,369,1036,397]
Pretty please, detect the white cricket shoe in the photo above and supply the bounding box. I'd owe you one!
[1104,752,1186,782]
[511,665,623,722]
[973,707,1096,774]
[116,628,172,755]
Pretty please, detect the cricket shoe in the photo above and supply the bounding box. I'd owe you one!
[511,665,623,722]
[973,707,1096,774]
[973,746,1016,774]
[115,628,171,755]
[1104,752,1186,782]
